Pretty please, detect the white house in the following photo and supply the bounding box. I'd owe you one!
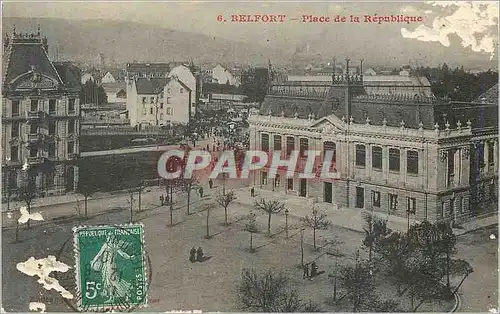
[168,64,197,107]
[81,73,95,84]
[102,83,127,104]
[127,77,192,127]
[364,68,377,76]
[212,64,238,86]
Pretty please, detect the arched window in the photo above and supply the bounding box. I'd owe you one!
[355,144,366,167]
[323,141,336,163]
[261,133,269,152]
[407,150,419,174]
[372,146,382,169]
[389,148,400,172]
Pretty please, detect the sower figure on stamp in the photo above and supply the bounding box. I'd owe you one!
[189,246,196,263]
[196,247,204,262]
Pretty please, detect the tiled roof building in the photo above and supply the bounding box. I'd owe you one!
[249,59,498,223]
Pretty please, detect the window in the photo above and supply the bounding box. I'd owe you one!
[261,134,269,152]
[488,142,494,166]
[323,141,336,163]
[12,100,19,116]
[160,102,164,109]
[447,149,455,186]
[68,120,75,134]
[142,97,147,104]
[355,144,366,167]
[167,88,171,94]
[48,143,56,158]
[29,148,38,158]
[299,138,309,158]
[10,145,19,162]
[372,191,381,207]
[11,121,20,137]
[389,148,400,172]
[441,202,445,218]
[47,172,55,188]
[407,150,419,174]
[477,143,485,169]
[166,108,172,115]
[49,99,56,114]
[389,193,398,211]
[30,99,38,111]
[407,197,416,214]
[287,178,293,190]
[372,146,382,169]
[261,172,268,185]
[180,88,184,93]
[166,97,171,104]
[160,113,164,120]
[150,108,153,115]
[273,135,282,151]
[355,187,365,208]
[150,97,155,104]
[68,99,75,113]
[286,136,295,156]
[49,121,56,135]
[30,123,38,134]
[67,141,75,154]
[160,92,164,99]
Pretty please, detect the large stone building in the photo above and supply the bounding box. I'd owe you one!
[2,28,81,198]
[249,60,498,223]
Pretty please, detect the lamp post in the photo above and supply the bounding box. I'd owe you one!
[285,208,289,238]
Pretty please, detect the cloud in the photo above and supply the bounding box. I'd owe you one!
[401,1,498,60]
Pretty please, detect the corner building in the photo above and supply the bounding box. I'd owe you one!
[2,29,81,198]
[248,61,498,223]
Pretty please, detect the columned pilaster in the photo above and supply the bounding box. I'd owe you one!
[419,148,425,188]
[494,140,498,173]
[383,145,389,183]
[400,148,407,184]
[454,148,461,186]
[366,143,372,179]
[484,140,490,171]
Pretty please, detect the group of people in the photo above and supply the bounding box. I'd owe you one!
[189,246,205,262]
[159,194,170,206]
[303,261,319,280]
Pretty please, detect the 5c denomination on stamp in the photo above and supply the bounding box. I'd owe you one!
[73,224,147,311]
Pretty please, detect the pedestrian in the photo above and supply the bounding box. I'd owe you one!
[303,263,310,279]
[160,194,164,206]
[209,179,213,189]
[189,247,196,263]
[206,144,210,151]
[310,261,318,279]
[251,187,255,197]
[166,194,170,204]
[199,187,204,198]
[196,247,204,262]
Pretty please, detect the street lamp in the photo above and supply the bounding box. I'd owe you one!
[285,208,289,239]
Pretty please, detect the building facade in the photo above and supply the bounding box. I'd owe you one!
[249,61,498,224]
[2,29,81,199]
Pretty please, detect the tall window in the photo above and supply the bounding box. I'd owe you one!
[372,146,382,169]
[12,100,19,116]
[389,193,398,211]
[29,148,38,158]
[447,149,455,186]
[407,197,416,214]
[355,187,365,208]
[323,141,336,163]
[160,102,164,109]
[142,97,147,104]
[67,141,75,154]
[287,178,293,190]
[372,191,381,207]
[30,99,38,111]
[150,108,153,115]
[261,134,269,152]
[68,99,75,113]
[407,150,419,174]
[273,135,282,151]
[286,136,295,156]
[355,144,366,167]
[488,142,494,167]
[166,108,172,115]
[49,121,56,135]
[10,145,19,162]
[166,97,171,104]
[150,97,155,104]
[49,99,56,114]
[11,122,20,137]
[30,123,38,134]
[389,148,400,172]
[476,142,485,170]
[48,143,56,158]
[299,138,309,158]
[261,172,268,185]
[68,120,75,134]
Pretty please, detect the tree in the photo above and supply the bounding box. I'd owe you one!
[362,213,391,262]
[179,177,198,215]
[215,190,236,225]
[76,177,100,219]
[241,67,270,103]
[244,212,259,251]
[301,207,331,251]
[238,268,302,312]
[204,202,215,239]
[18,182,37,230]
[254,198,285,235]
[79,80,107,105]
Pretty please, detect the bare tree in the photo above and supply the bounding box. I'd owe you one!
[75,199,83,222]
[203,202,215,238]
[301,206,331,251]
[362,212,391,262]
[215,190,236,225]
[238,268,302,312]
[254,198,285,235]
[127,188,136,223]
[18,183,37,230]
[179,177,198,215]
[244,212,259,251]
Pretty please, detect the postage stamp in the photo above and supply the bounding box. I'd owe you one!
[72,224,147,311]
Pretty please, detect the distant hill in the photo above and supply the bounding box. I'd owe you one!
[3,17,289,67]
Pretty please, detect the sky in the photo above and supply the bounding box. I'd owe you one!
[2,1,499,65]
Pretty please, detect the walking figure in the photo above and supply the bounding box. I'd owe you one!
[206,144,210,151]
[198,187,204,198]
[196,247,204,262]
[303,263,310,279]
[209,179,213,189]
[189,247,196,263]
[310,261,318,279]
[160,195,164,206]
[251,187,255,197]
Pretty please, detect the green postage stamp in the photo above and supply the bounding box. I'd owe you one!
[73,224,147,311]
